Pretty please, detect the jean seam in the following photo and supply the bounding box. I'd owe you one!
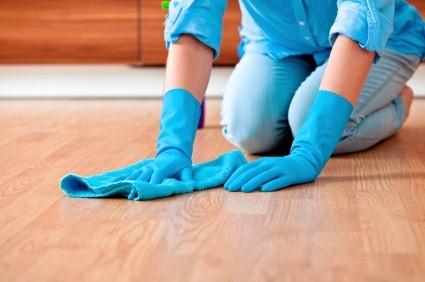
[347,97,404,142]
[351,54,418,123]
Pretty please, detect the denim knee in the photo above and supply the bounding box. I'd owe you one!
[222,114,287,154]
[288,98,315,139]
[220,53,315,154]
[334,95,407,154]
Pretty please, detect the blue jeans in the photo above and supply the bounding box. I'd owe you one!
[220,49,421,155]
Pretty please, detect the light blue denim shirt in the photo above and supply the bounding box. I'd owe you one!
[164,0,425,64]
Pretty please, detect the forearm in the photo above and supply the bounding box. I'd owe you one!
[164,34,214,103]
[320,35,375,105]
[147,34,212,184]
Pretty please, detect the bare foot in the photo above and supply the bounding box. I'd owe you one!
[400,85,414,119]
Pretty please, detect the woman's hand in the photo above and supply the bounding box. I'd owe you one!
[126,35,213,185]
[225,36,375,192]
[125,88,200,185]
[225,90,354,192]
[126,148,193,184]
[224,155,318,192]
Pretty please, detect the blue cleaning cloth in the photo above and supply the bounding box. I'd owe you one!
[60,150,247,200]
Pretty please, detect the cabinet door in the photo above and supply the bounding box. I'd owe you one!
[0,0,139,64]
[140,0,241,65]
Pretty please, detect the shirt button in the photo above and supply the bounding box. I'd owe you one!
[298,21,306,26]
[304,36,310,40]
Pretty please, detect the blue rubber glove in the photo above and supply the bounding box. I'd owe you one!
[224,90,353,192]
[126,88,200,184]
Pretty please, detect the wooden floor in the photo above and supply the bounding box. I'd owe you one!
[1,98,425,281]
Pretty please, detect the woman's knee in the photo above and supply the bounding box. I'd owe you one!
[222,119,288,154]
[221,53,315,154]
[334,95,407,154]
[288,93,317,138]
[288,62,327,138]
[288,108,307,139]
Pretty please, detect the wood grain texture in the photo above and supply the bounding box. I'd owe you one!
[0,0,139,64]
[1,99,425,281]
[0,0,422,65]
[140,0,241,65]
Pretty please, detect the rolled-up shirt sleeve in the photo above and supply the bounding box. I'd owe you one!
[329,0,395,60]
[164,0,227,60]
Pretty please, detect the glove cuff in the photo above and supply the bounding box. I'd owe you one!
[156,88,201,160]
[290,90,353,173]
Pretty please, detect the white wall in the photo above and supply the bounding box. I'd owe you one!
[0,64,424,98]
[0,66,231,98]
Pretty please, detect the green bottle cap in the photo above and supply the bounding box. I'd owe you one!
[161,1,170,10]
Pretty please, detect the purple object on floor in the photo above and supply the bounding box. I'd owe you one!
[198,100,205,128]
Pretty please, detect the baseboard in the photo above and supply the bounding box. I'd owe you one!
[0,64,423,98]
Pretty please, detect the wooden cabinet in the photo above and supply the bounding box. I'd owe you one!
[0,1,423,65]
[0,0,139,64]
[0,0,240,65]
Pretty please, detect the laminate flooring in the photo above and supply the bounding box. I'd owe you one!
[1,99,425,281]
